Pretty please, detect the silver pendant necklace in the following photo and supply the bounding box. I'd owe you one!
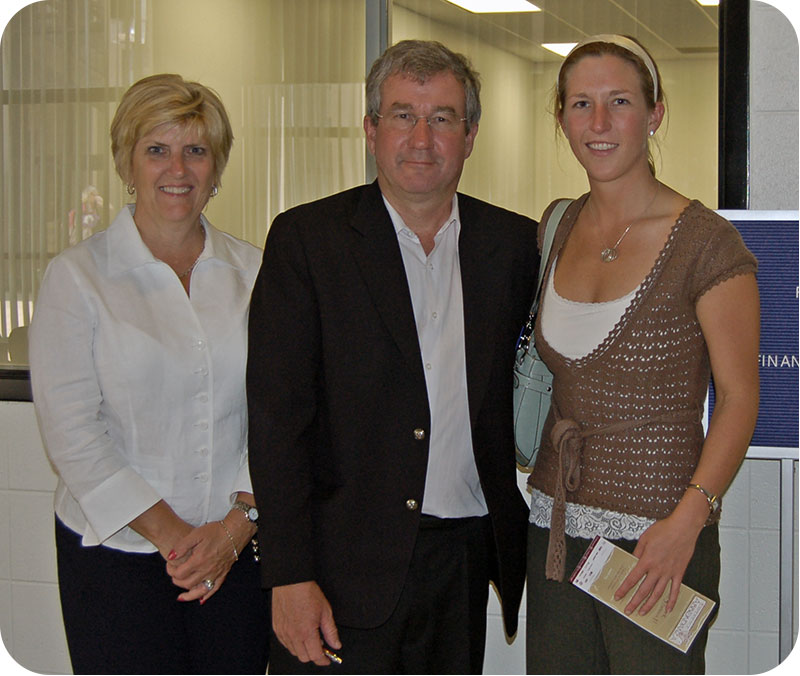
[593,183,660,263]
[600,225,632,263]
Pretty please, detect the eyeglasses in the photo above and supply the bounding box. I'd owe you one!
[375,111,468,134]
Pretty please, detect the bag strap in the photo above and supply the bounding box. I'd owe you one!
[531,198,572,314]
[516,199,574,355]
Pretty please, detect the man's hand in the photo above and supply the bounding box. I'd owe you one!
[272,581,341,666]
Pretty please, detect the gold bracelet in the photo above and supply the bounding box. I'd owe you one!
[687,483,719,515]
[218,519,239,561]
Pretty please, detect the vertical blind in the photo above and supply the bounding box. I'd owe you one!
[0,0,367,366]
[1,0,152,363]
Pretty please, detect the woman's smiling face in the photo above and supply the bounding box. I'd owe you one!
[559,53,662,185]
[129,122,216,230]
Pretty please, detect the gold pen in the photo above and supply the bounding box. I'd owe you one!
[323,648,343,665]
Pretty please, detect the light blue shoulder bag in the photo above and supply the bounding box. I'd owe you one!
[513,199,572,468]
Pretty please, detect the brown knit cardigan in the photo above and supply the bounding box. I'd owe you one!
[529,194,758,580]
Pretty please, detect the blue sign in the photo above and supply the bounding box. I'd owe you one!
[712,211,798,449]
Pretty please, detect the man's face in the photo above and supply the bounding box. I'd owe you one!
[364,71,478,208]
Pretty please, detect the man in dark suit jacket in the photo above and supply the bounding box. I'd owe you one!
[247,39,538,674]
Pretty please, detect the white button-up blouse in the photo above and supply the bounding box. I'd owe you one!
[29,205,263,553]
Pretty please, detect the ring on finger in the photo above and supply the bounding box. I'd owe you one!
[202,579,215,591]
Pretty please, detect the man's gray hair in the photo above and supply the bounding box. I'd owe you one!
[365,39,481,129]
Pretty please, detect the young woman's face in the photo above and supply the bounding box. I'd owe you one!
[559,53,663,185]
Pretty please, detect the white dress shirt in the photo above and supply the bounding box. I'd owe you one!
[384,196,488,518]
[29,205,263,552]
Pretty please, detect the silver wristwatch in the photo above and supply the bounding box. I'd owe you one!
[232,500,259,523]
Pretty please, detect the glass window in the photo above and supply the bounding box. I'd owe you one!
[391,0,720,220]
[0,0,366,368]
[0,0,721,372]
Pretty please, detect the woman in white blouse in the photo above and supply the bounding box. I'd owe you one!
[29,74,269,674]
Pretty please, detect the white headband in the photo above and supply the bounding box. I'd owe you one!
[565,34,659,103]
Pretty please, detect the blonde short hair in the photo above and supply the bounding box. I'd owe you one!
[110,74,233,187]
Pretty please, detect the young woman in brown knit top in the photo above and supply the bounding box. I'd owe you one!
[526,35,759,674]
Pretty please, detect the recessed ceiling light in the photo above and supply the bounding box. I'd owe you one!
[696,0,720,6]
[542,43,577,57]
[444,1,541,13]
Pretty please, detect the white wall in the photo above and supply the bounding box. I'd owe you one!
[0,402,71,674]
[707,458,798,674]
[392,4,720,221]
[750,1,799,210]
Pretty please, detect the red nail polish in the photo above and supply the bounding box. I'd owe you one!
[168,550,177,560]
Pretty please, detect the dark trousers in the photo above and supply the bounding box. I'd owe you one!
[526,523,721,675]
[55,517,271,674]
[269,514,494,675]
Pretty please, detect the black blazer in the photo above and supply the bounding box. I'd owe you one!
[247,181,538,635]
